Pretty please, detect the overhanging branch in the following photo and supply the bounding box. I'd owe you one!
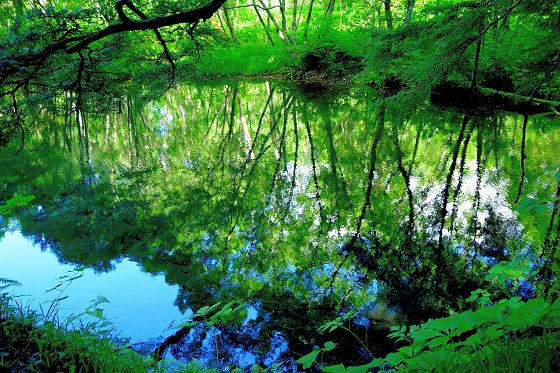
[65,0,227,54]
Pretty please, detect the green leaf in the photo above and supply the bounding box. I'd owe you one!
[91,296,110,307]
[323,341,336,351]
[5,195,35,206]
[98,321,112,328]
[86,308,104,319]
[0,195,36,213]
[195,302,222,317]
[296,349,321,369]
[174,320,197,329]
[318,317,343,334]
[66,313,84,323]
[346,359,383,372]
[427,336,450,349]
[408,350,457,370]
[322,364,347,372]
[516,198,539,212]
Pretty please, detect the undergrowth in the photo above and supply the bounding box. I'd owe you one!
[0,287,209,372]
[0,292,150,372]
[298,295,560,372]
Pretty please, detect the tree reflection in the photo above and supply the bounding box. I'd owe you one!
[1,80,559,364]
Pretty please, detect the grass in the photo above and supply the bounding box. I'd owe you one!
[0,293,150,372]
[0,292,210,372]
[191,24,371,79]
[196,42,296,77]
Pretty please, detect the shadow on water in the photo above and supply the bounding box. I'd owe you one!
[0,79,559,369]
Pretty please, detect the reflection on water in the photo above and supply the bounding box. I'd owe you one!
[0,230,183,343]
[0,79,558,368]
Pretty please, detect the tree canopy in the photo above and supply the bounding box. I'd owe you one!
[0,0,227,146]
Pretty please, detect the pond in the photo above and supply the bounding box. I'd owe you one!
[1,80,559,370]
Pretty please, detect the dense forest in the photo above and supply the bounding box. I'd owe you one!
[1,0,559,372]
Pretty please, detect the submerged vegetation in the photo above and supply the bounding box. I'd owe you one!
[0,0,559,372]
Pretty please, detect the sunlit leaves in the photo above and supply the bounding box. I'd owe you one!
[371,297,560,371]
[174,300,245,329]
[0,194,35,214]
[296,348,321,369]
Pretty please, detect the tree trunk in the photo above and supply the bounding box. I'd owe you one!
[279,0,288,33]
[383,0,393,29]
[216,11,230,40]
[292,0,298,41]
[304,0,316,40]
[252,0,276,46]
[222,4,237,42]
[471,37,482,89]
[405,0,415,23]
[325,0,336,17]
[259,0,292,47]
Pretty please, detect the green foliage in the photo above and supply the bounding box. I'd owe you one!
[296,341,337,369]
[0,286,215,372]
[0,293,153,372]
[175,300,246,329]
[1,77,559,370]
[197,40,296,76]
[0,195,35,214]
[0,279,21,293]
[318,310,359,334]
[373,297,560,371]
[361,0,560,101]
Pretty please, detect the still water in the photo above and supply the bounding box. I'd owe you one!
[0,230,183,343]
[1,80,558,368]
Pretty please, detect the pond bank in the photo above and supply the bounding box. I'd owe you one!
[0,292,156,372]
[195,71,560,116]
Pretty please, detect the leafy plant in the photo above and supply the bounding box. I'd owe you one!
[296,341,337,370]
[0,278,20,293]
[0,195,35,214]
[174,300,246,329]
[374,297,560,371]
[0,293,152,372]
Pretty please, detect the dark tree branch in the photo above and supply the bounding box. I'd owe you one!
[121,0,177,81]
[65,0,227,54]
[115,0,132,23]
[514,114,529,204]
[11,93,24,156]
[0,0,225,87]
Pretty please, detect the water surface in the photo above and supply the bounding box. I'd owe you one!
[1,80,558,368]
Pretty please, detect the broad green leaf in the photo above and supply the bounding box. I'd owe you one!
[86,308,104,319]
[427,336,450,349]
[318,317,343,334]
[322,364,347,373]
[296,349,320,369]
[195,302,221,317]
[98,321,113,328]
[5,195,35,206]
[515,198,538,212]
[91,295,110,307]
[346,359,383,372]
